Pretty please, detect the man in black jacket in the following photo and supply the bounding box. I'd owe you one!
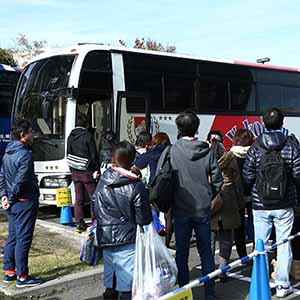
[169,111,223,300]
[0,119,43,287]
[243,108,300,298]
[67,114,99,232]
[94,141,152,300]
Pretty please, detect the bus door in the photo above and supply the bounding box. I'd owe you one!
[116,91,151,144]
[90,98,112,153]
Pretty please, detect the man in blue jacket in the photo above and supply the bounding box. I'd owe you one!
[0,119,43,287]
[243,108,300,298]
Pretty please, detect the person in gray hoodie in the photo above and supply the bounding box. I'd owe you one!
[169,111,223,300]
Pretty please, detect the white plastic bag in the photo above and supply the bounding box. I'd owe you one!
[132,223,178,300]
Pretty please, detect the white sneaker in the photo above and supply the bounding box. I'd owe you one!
[276,285,293,298]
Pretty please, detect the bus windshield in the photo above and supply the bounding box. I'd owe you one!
[13,55,76,161]
[0,69,20,161]
[0,70,19,117]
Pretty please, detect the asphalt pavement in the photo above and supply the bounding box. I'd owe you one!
[2,206,299,300]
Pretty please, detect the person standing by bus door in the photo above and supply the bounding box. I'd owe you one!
[67,113,100,233]
[0,119,44,287]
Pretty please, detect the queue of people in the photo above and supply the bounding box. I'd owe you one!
[1,108,300,299]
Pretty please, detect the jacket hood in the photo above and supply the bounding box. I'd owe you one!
[230,146,250,159]
[173,138,210,161]
[257,131,287,151]
[101,167,140,188]
[5,141,28,155]
[69,127,87,140]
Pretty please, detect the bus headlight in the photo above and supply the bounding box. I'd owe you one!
[40,176,71,188]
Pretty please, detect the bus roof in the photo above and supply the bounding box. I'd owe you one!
[29,44,300,73]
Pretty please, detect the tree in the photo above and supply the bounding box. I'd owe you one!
[0,48,16,66]
[13,33,48,66]
[119,37,176,53]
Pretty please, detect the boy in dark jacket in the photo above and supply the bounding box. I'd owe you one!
[94,141,152,300]
[67,113,99,232]
[243,108,300,298]
[0,119,43,287]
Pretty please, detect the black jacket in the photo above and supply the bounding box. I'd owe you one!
[164,138,223,218]
[67,127,99,172]
[243,131,300,210]
[0,141,39,204]
[94,167,152,247]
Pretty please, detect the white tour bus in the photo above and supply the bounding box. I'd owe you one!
[12,44,300,205]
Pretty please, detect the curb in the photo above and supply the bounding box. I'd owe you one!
[36,219,87,245]
[0,219,104,300]
[0,267,104,300]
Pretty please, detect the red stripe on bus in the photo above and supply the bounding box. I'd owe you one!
[234,61,299,72]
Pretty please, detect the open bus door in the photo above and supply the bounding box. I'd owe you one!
[116,91,151,143]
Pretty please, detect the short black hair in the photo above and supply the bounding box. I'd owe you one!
[76,113,90,128]
[262,108,284,130]
[207,130,223,143]
[175,111,200,137]
[135,131,152,147]
[12,119,32,140]
[113,141,136,166]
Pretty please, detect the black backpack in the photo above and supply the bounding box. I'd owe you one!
[256,143,288,208]
[149,146,174,213]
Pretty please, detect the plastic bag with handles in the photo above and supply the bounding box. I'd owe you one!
[132,222,178,300]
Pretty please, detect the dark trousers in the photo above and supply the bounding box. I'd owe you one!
[234,209,247,258]
[174,213,215,300]
[211,228,234,266]
[71,171,96,223]
[3,200,38,276]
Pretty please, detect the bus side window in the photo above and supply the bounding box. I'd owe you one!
[283,86,300,112]
[257,83,282,112]
[230,81,255,112]
[164,76,195,112]
[198,78,228,112]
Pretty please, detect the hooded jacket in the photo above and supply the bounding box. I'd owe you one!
[168,138,223,218]
[134,144,167,183]
[0,141,39,204]
[243,131,300,210]
[67,127,99,172]
[211,151,243,230]
[94,167,152,247]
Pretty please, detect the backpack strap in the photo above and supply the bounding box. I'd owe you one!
[160,145,172,167]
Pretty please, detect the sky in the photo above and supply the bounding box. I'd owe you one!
[1,0,300,68]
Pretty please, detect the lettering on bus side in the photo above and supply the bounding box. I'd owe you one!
[210,115,289,149]
[225,118,288,143]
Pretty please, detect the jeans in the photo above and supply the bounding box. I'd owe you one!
[253,208,294,288]
[71,171,96,223]
[174,213,215,299]
[3,200,38,276]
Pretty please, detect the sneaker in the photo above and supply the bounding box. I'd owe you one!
[3,274,17,283]
[16,276,44,288]
[75,221,87,233]
[276,285,293,298]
